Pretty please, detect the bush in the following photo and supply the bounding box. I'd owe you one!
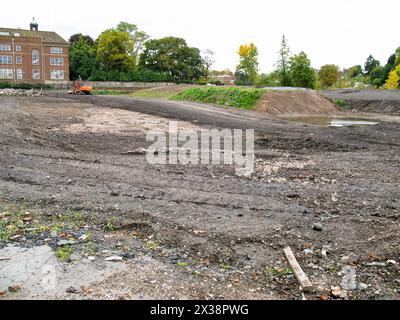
[173,87,265,109]
[335,99,351,109]
[208,80,224,86]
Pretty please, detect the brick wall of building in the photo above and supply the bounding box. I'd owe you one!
[0,34,69,84]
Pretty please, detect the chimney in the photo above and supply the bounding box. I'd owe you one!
[30,17,38,31]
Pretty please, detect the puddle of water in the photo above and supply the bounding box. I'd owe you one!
[285,116,379,127]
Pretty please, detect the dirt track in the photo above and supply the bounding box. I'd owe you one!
[0,94,399,300]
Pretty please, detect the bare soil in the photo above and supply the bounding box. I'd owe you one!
[0,94,399,300]
[320,89,400,115]
[256,90,338,115]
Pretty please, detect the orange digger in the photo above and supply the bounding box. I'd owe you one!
[68,77,93,95]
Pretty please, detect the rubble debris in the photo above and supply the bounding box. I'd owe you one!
[8,283,22,293]
[0,88,47,97]
[283,246,314,291]
[105,256,123,262]
[0,256,11,261]
[312,222,323,231]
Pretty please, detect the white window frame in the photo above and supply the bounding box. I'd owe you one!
[0,32,10,36]
[16,69,23,80]
[50,70,64,80]
[50,47,63,54]
[15,45,21,52]
[0,44,11,51]
[0,55,12,64]
[32,69,40,80]
[50,57,64,66]
[32,50,39,65]
[0,69,13,79]
[14,32,20,37]
[16,56,22,64]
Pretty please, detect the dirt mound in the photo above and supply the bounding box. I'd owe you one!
[255,90,338,115]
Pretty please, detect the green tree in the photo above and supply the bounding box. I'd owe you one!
[69,33,94,47]
[276,35,292,86]
[318,64,340,87]
[345,65,363,78]
[116,21,149,64]
[139,37,204,81]
[364,55,380,75]
[96,29,136,73]
[69,35,96,80]
[235,43,259,85]
[369,66,384,86]
[289,52,316,89]
[379,54,396,87]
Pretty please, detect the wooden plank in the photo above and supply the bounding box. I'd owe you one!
[283,246,314,291]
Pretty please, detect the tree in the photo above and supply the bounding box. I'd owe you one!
[116,21,149,64]
[235,43,259,85]
[69,33,94,47]
[318,64,340,87]
[69,36,96,80]
[379,54,396,87]
[289,52,316,89]
[96,30,135,72]
[202,49,215,81]
[384,65,400,89]
[395,47,400,67]
[345,65,363,78]
[369,66,384,86]
[364,55,380,75]
[139,37,204,81]
[276,35,291,86]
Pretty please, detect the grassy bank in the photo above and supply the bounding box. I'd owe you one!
[172,87,265,109]
[92,90,131,95]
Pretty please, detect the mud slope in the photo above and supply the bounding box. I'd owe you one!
[255,90,338,115]
[320,89,400,115]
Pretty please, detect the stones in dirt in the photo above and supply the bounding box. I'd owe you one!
[0,89,46,97]
[312,222,323,231]
[8,283,22,293]
[121,148,147,155]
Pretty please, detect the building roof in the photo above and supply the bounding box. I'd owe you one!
[0,27,68,45]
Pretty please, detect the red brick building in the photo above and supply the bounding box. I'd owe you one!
[0,19,69,84]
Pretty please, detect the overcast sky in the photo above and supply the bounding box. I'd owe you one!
[2,0,399,73]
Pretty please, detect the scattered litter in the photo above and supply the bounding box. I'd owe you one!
[8,283,22,293]
[105,256,123,262]
[0,256,11,261]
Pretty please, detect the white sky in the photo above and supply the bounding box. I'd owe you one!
[2,0,399,73]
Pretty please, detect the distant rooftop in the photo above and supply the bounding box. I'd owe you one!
[0,27,68,45]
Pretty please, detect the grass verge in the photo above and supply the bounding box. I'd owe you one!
[172,87,265,109]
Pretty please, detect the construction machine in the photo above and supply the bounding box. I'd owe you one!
[68,77,93,95]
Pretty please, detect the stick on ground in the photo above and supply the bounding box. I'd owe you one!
[283,247,314,291]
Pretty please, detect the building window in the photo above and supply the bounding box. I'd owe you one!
[0,32,10,36]
[15,45,21,51]
[0,55,12,64]
[0,44,11,51]
[50,47,63,54]
[51,70,64,80]
[32,50,39,65]
[50,57,63,66]
[16,69,23,80]
[16,56,22,64]
[0,69,13,79]
[32,69,40,80]
[14,33,20,37]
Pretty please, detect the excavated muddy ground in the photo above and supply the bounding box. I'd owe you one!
[0,95,399,300]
